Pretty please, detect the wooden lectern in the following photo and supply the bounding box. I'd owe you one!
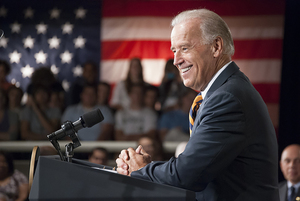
[29,148,195,201]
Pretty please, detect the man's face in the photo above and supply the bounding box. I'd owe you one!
[280,145,300,184]
[171,19,216,91]
[89,150,107,165]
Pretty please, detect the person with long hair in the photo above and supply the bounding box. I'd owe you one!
[110,58,147,111]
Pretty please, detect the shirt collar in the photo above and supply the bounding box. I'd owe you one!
[201,61,232,99]
[288,181,300,189]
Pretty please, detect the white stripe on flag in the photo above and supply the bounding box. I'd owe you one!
[102,15,284,41]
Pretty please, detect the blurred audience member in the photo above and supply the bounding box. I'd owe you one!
[114,84,157,141]
[20,85,61,140]
[0,60,12,91]
[97,82,111,106]
[48,82,66,113]
[26,67,65,112]
[158,88,197,141]
[62,85,114,141]
[68,62,98,106]
[0,193,8,201]
[110,58,147,111]
[7,86,23,115]
[0,89,20,141]
[144,85,160,115]
[279,144,300,201]
[159,59,187,111]
[138,137,164,161]
[88,147,109,165]
[0,150,28,201]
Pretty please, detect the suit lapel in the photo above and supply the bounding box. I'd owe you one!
[190,62,240,136]
[196,61,240,116]
[278,182,287,201]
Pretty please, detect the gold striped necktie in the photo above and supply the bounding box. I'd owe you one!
[189,92,203,135]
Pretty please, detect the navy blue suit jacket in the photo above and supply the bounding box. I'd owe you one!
[131,62,279,201]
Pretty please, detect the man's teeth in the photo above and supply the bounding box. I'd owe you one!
[182,67,191,73]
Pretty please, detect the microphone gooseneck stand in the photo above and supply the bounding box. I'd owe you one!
[47,121,81,162]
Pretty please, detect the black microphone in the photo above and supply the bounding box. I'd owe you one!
[0,29,4,39]
[47,108,104,141]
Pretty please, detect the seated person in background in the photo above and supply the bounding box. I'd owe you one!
[0,193,9,201]
[0,60,13,91]
[279,144,300,201]
[0,150,28,201]
[20,85,61,140]
[110,58,147,111]
[7,85,24,115]
[97,82,114,116]
[0,89,20,141]
[144,85,161,116]
[67,61,99,106]
[62,84,114,141]
[138,137,164,161]
[114,84,157,141]
[88,147,109,166]
[158,88,197,141]
[97,82,111,107]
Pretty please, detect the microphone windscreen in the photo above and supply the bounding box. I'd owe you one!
[82,109,104,128]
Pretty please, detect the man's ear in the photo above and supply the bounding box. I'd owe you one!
[212,36,223,58]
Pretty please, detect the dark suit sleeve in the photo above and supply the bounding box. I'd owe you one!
[131,91,246,192]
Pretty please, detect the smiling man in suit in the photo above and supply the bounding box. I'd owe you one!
[279,144,300,201]
[116,8,279,201]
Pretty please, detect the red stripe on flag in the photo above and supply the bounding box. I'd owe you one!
[233,39,283,60]
[103,0,285,17]
[253,83,280,104]
[101,39,282,60]
[101,40,173,60]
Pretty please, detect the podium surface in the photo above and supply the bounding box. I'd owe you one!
[29,156,195,201]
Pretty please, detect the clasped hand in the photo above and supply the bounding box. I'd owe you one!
[116,145,151,176]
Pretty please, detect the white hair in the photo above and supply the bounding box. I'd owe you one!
[171,9,235,56]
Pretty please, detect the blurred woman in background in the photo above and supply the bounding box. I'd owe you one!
[0,150,28,201]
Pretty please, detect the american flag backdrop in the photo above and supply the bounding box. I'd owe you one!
[0,0,101,91]
[0,0,285,132]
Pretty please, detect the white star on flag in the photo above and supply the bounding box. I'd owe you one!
[23,36,35,49]
[0,37,9,48]
[74,7,87,19]
[51,65,60,75]
[21,65,34,78]
[50,8,60,19]
[48,36,60,49]
[62,80,70,91]
[9,50,22,63]
[62,22,74,34]
[34,50,48,64]
[24,7,34,19]
[0,6,7,17]
[10,22,21,34]
[36,22,48,34]
[60,50,73,64]
[72,65,83,77]
[73,36,86,48]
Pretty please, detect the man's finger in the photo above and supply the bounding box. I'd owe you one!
[120,149,129,160]
[117,167,128,176]
[135,145,142,154]
[116,158,129,170]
